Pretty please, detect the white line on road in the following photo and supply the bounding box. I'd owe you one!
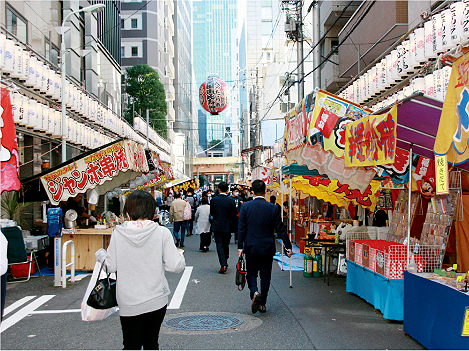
[29,309,81,314]
[3,296,36,317]
[0,295,55,333]
[167,266,193,310]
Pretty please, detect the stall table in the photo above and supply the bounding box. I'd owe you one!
[346,260,404,321]
[62,228,113,271]
[404,271,469,350]
[321,242,346,285]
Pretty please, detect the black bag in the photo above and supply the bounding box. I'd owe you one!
[235,255,246,291]
[87,262,117,309]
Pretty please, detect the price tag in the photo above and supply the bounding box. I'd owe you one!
[453,264,458,271]
[457,276,463,282]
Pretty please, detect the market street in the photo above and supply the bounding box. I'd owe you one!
[1,231,423,350]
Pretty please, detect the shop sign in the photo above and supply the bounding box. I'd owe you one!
[435,154,449,195]
[308,90,370,157]
[0,88,21,193]
[171,179,198,193]
[285,143,376,194]
[41,140,148,205]
[252,166,273,185]
[345,106,397,167]
[283,98,309,152]
[434,55,469,166]
[124,173,169,194]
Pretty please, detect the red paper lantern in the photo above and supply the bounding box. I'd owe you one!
[199,75,229,115]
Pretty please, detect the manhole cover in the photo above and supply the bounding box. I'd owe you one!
[163,314,243,331]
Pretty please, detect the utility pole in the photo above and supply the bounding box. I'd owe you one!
[312,1,321,89]
[255,67,261,166]
[297,0,304,101]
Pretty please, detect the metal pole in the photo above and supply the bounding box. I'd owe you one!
[289,176,293,288]
[406,144,413,269]
[312,1,321,89]
[357,45,360,75]
[146,108,149,149]
[280,169,284,270]
[255,67,260,166]
[61,37,67,163]
[297,1,304,101]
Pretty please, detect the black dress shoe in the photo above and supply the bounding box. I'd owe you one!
[218,266,227,274]
[259,305,266,313]
[251,292,261,314]
[180,244,185,248]
[175,239,180,247]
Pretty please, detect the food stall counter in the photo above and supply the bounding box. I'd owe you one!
[62,228,113,271]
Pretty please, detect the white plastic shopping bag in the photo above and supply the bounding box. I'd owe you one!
[81,261,118,321]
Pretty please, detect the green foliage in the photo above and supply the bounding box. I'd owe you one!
[209,139,224,150]
[1,191,35,228]
[123,64,168,138]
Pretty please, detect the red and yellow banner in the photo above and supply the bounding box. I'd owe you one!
[434,55,469,164]
[283,98,309,152]
[41,140,148,205]
[344,106,397,167]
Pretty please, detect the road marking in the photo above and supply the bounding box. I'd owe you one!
[0,295,55,333]
[3,296,36,317]
[168,266,193,310]
[29,309,81,314]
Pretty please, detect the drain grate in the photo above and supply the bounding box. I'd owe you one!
[163,314,243,331]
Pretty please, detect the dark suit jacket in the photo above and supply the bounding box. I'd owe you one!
[237,197,292,255]
[210,193,237,233]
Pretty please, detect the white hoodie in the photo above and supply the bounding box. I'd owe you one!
[105,221,185,316]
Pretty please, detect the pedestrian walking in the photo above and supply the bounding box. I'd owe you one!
[210,181,237,274]
[169,192,188,247]
[1,230,7,322]
[95,190,185,350]
[238,180,293,314]
[230,187,243,244]
[185,187,198,237]
[194,196,211,252]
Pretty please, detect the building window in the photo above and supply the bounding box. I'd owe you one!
[121,19,125,29]
[131,46,138,57]
[121,46,125,57]
[131,18,138,29]
[6,7,27,43]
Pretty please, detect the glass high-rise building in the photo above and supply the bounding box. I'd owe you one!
[193,0,237,154]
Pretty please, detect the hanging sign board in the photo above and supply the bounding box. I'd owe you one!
[41,140,148,205]
[344,106,397,167]
[435,154,449,195]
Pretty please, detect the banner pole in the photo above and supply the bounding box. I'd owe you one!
[289,176,293,288]
[280,169,284,270]
[407,144,413,269]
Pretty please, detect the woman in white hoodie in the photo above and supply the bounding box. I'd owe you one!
[96,190,185,350]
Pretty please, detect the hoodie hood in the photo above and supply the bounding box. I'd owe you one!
[114,221,159,247]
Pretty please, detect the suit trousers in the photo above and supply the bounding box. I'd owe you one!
[214,231,231,267]
[120,305,167,350]
[245,253,273,306]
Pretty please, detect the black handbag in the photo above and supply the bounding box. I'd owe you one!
[235,255,246,291]
[87,262,117,309]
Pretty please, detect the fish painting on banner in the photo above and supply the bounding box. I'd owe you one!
[308,90,371,157]
[434,55,469,165]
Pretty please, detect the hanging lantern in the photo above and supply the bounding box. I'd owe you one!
[441,65,452,100]
[36,102,44,131]
[54,110,61,137]
[355,79,361,103]
[11,93,22,124]
[463,0,469,39]
[360,74,367,101]
[21,50,30,81]
[402,40,412,73]
[451,2,465,44]
[347,85,354,102]
[370,66,378,96]
[441,9,453,50]
[0,33,5,69]
[412,77,426,94]
[4,39,14,73]
[424,21,437,59]
[391,49,400,81]
[52,71,61,100]
[10,45,23,79]
[432,13,444,54]
[26,55,37,87]
[408,33,417,68]
[46,67,54,97]
[414,28,426,64]
[434,69,444,101]
[40,63,48,93]
[199,75,230,115]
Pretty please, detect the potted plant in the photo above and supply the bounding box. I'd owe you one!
[1,191,35,228]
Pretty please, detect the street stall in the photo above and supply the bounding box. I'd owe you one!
[21,138,150,283]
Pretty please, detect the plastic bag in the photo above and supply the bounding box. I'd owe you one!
[81,261,118,321]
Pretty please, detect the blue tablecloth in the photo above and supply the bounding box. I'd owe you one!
[404,271,469,350]
[346,260,404,321]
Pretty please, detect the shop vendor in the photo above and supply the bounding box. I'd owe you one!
[61,193,97,226]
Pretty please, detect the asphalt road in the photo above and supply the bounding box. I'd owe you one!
[0,227,424,350]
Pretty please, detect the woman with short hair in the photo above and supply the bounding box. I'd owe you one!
[96,190,185,350]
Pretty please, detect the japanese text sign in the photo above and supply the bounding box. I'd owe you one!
[345,106,397,167]
[435,154,449,195]
[41,140,148,205]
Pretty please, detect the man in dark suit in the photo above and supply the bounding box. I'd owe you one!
[210,181,237,274]
[238,180,293,314]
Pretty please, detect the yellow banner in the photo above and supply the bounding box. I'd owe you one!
[435,154,449,195]
[434,56,469,165]
[344,106,397,167]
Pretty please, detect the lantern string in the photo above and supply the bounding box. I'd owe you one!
[18,143,62,168]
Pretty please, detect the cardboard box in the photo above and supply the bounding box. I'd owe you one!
[24,235,49,251]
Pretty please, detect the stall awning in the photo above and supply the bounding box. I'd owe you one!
[281,163,327,177]
[21,139,149,205]
[372,92,468,168]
